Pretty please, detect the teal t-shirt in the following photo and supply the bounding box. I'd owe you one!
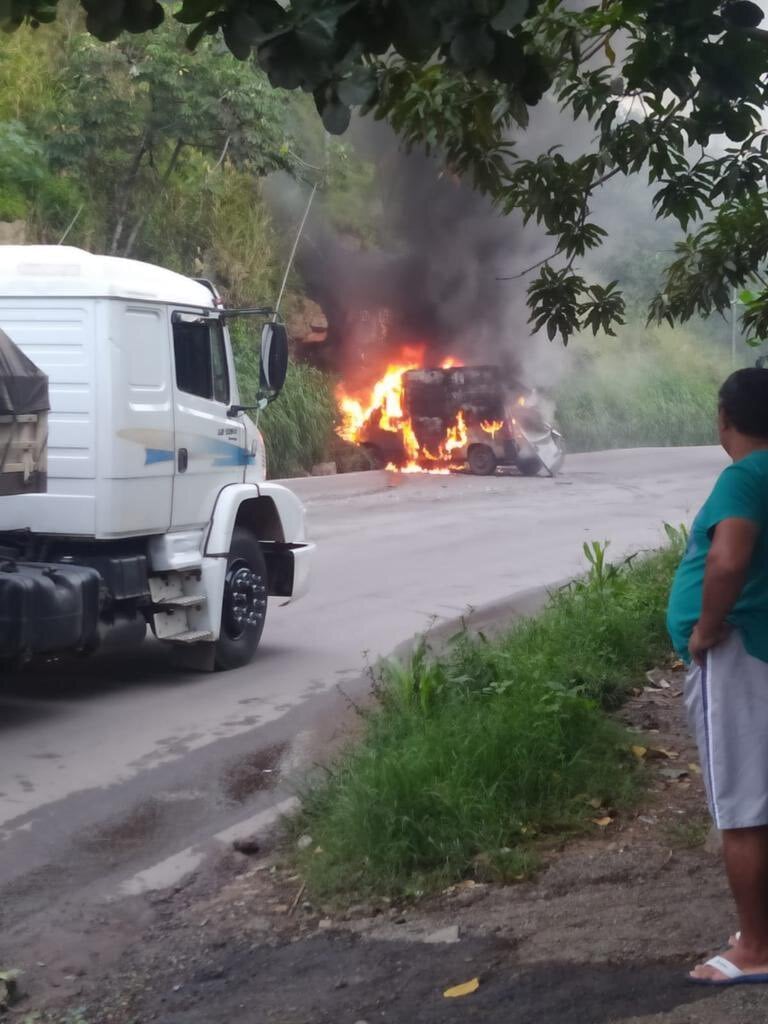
[667,449,768,663]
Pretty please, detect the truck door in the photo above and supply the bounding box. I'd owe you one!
[170,311,246,531]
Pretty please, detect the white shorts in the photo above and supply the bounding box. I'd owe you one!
[685,629,768,830]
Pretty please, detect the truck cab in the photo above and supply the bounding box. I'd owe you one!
[0,246,313,670]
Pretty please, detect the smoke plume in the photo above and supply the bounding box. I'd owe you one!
[266,96,665,393]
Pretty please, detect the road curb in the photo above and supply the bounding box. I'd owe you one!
[270,469,401,502]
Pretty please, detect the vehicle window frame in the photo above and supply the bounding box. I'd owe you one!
[172,313,230,405]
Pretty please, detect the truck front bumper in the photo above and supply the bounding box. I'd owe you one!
[286,541,315,602]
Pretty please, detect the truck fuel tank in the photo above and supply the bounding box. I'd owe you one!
[0,560,100,664]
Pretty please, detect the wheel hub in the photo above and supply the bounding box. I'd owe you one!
[224,562,267,639]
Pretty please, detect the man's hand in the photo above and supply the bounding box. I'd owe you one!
[690,516,760,667]
[689,621,731,667]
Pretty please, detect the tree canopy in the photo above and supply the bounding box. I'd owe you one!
[6,0,768,344]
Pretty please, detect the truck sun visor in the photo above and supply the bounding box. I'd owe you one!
[0,327,50,415]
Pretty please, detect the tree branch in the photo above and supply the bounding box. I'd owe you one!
[212,134,231,171]
[109,136,148,255]
[579,30,615,65]
[497,248,562,280]
[122,138,185,258]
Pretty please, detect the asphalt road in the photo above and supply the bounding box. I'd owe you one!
[0,447,726,917]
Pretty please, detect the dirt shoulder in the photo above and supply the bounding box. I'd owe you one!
[8,670,768,1024]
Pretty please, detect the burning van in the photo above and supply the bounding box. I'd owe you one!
[340,363,564,476]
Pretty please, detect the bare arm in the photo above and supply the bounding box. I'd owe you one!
[689,517,760,665]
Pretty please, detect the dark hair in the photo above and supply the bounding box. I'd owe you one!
[719,368,768,438]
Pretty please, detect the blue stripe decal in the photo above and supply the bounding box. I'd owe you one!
[201,437,255,467]
[145,448,175,465]
[143,440,254,467]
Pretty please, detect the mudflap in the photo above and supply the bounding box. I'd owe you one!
[170,641,216,673]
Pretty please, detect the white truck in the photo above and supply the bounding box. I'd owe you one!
[0,246,313,671]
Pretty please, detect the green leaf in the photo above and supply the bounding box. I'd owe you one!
[223,22,252,60]
[337,66,378,107]
[450,26,495,69]
[723,1,764,29]
[491,0,529,31]
[185,20,209,49]
[319,95,351,134]
[175,0,215,24]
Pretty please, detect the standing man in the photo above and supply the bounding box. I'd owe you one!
[668,368,768,985]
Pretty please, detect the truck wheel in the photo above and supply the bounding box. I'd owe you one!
[517,456,542,476]
[468,444,497,476]
[215,528,268,671]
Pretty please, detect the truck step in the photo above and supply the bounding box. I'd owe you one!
[154,594,207,609]
[148,573,201,604]
[165,630,214,645]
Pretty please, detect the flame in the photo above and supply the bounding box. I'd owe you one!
[389,461,450,475]
[336,349,466,472]
[481,419,503,440]
[338,360,418,442]
[444,410,468,452]
[440,356,464,369]
[402,419,421,462]
[517,395,526,406]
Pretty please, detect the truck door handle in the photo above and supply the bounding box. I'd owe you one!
[177,448,188,473]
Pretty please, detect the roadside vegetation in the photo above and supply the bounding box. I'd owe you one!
[0,5,739,475]
[0,8,368,479]
[254,362,337,481]
[294,531,687,898]
[557,325,729,452]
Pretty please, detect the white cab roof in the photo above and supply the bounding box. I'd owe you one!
[0,246,212,306]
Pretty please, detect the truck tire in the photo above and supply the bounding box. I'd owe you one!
[468,444,497,476]
[517,456,542,476]
[214,528,268,671]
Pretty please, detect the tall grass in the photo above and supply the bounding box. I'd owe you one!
[259,362,337,478]
[232,334,337,479]
[557,324,730,452]
[295,533,687,898]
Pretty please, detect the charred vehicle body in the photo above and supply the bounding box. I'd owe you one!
[359,365,564,476]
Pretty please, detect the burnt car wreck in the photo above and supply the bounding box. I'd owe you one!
[359,365,564,476]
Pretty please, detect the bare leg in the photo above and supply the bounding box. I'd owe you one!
[692,826,768,980]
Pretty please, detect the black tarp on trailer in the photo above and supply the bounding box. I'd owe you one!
[0,327,49,416]
[0,328,49,496]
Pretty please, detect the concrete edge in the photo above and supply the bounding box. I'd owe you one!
[270,469,401,502]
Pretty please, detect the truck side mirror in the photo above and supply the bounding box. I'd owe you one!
[260,323,288,395]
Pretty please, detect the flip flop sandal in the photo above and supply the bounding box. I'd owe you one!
[690,954,768,987]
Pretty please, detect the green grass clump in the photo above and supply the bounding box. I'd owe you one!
[447,539,683,710]
[663,817,710,850]
[295,533,686,899]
